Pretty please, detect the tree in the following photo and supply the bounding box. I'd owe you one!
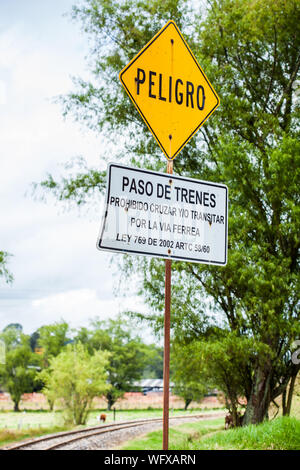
[3,323,22,332]
[191,334,259,424]
[0,251,13,285]
[171,341,208,410]
[29,330,40,352]
[37,321,70,366]
[38,0,300,424]
[75,316,152,410]
[40,343,110,425]
[1,324,23,350]
[142,344,164,379]
[35,321,70,410]
[0,326,41,411]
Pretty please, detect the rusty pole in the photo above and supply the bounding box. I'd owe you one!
[163,159,173,450]
[163,36,174,450]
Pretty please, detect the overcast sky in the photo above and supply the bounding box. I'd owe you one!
[0,0,150,337]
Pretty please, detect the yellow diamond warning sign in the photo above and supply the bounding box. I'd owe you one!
[119,20,220,161]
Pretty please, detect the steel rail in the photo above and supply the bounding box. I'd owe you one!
[44,420,163,450]
[5,417,161,450]
[5,412,225,450]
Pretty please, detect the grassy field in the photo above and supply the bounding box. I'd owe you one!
[0,424,73,447]
[120,416,300,451]
[1,392,299,449]
[0,407,223,446]
[120,393,300,450]
[0,407,222,430]
[120,417,224,450]
[188,417,300,450]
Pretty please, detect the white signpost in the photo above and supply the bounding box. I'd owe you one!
[97,164,228,265]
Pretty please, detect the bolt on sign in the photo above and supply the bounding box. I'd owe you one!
[119,20,220,160]
[97,164,228,265]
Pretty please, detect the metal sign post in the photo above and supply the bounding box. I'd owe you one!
[163,255,171,450]
[163,159,173,450]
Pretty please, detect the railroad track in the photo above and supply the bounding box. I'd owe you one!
[4,412,225,450]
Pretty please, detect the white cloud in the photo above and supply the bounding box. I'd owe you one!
[0,80,7,105]
[32,288,108,325]
[31,289,149,331]
[0,25,22,69]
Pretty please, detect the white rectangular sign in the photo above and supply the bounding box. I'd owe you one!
[97,164,228,265]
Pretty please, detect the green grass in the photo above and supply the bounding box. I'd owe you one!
[0,410,63,431]
[190,417,300,450]
[0,424,73,447]
[120,418,224,450]
[120,416,300,451]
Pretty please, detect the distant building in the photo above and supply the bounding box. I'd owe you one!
[133,379,174,394]
[205,388,219,397]
[132,380,219,397]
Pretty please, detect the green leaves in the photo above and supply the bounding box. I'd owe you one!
[35,157,106,207]
[37,321,70,365]
[0,251,14,285]
[74,315,154,409]
[41,343,110,425]
[0,329,41,411]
